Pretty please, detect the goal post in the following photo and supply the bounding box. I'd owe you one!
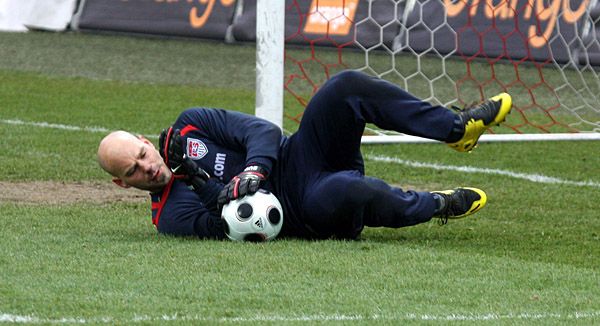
[255,0,600,142]
[255,0,285,130]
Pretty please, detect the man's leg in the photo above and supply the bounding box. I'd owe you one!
[294,70,458,172]
[296,70,513,169]
[301,171,489,239]
[301,170,437,239]
[301,70,458,138]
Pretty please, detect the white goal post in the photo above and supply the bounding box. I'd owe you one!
[255,0,285,130]
[255,0,600,142]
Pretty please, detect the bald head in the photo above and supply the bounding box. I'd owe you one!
[97,131,141,176]
[97,131,171,191]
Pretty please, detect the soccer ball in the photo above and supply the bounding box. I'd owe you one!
[221,189,283,242]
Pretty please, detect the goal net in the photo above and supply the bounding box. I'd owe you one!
[257,0,600,142]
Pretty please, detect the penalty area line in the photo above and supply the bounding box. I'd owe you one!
[1,311,600,323]
[366,154,600,189]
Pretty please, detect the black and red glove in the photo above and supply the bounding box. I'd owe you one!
[159,127,209,189]
[217,165,267,206]
[159,127,184,171]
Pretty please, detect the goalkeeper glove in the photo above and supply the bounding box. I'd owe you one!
[218,165,267,206]
[159,127,210,190]
[159,127,184,170]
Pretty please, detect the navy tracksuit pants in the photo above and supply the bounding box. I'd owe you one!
[279,70,459,239]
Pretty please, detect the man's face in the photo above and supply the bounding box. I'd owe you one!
[99,132,172,192]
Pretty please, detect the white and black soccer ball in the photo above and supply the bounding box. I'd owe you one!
[221,189,283,242]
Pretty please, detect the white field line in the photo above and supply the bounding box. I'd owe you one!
[1,118,597,188]
[366,154,600,189]
[0,119,111,134]
[2,311,600,323]
[0,119,159,139]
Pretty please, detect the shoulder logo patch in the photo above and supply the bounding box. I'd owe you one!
[186,138,208,159]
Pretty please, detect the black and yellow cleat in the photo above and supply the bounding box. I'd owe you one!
[448,93,512,152]
[432,187,487,224]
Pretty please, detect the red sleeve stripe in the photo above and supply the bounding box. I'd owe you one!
[180,125,200,136]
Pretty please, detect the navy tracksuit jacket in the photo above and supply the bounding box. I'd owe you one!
[151,71,458,239]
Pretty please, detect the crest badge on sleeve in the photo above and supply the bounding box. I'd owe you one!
[186,138,208,159]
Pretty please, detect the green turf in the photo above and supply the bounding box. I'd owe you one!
[0,31,599,324]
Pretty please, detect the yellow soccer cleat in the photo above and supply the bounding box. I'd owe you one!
[448,93,512,152]
[431,187,487,224]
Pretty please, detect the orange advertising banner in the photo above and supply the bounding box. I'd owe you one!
[402,0,591,64]
[75,0,600,66]
[77,0,236,39]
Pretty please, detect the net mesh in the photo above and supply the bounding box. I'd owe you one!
[282,0,600,135]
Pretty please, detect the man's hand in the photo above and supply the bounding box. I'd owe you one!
[218,165,267,206]
[179,155,210,190]
[159,127,210,189]
[159,127,186,172]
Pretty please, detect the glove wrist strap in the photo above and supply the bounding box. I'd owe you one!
[243,165,267,178]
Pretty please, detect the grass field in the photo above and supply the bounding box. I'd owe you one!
[0,31,599,324]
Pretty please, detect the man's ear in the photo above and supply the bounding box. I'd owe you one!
[112,178,131,188]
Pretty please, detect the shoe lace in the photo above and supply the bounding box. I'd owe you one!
[450,101,478,113]
[435,193,454,226]
[437,216,448,226]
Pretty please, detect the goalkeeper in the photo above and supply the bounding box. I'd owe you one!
[97,70,512,239]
